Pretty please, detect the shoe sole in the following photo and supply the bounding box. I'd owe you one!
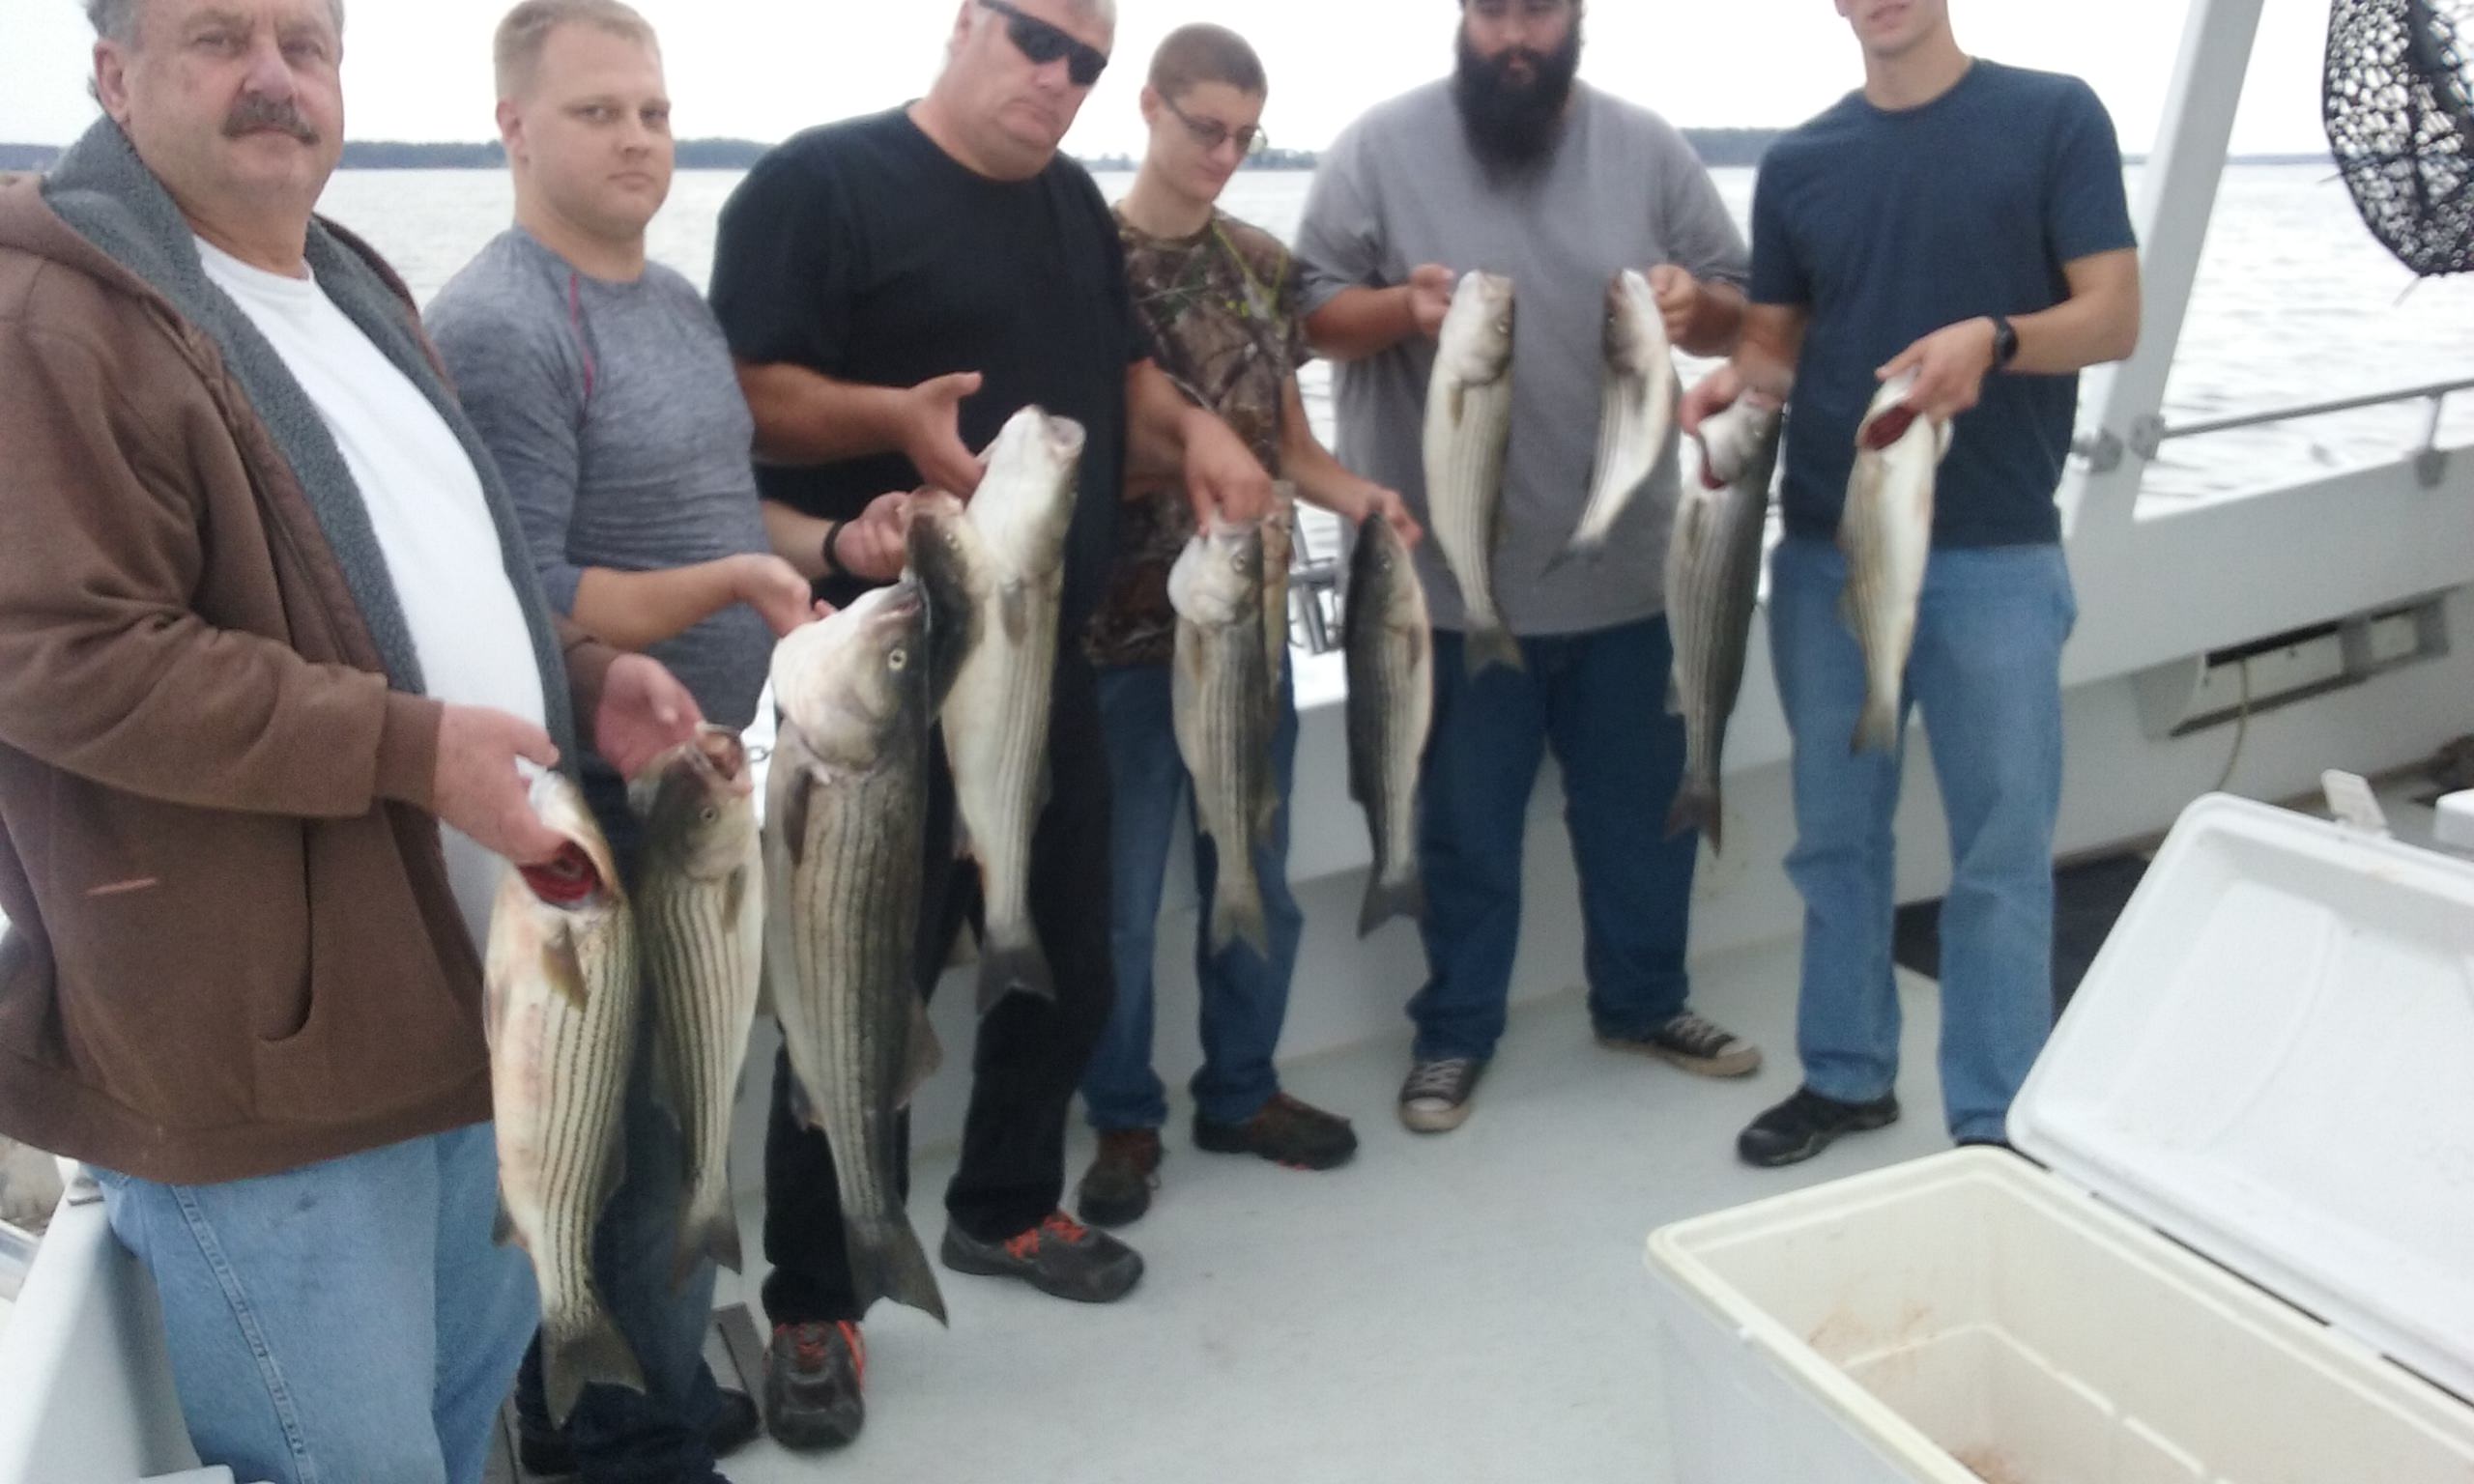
[1597,1034,1764,1079]
[1397,1099,1472,1134]
[938,1244,1144,1303]
[1737,1104,1901,1168]
[766,1415,863,1453]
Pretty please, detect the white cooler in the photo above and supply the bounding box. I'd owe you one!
[1644,795,2474,1483]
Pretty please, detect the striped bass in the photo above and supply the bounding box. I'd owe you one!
[1663,398,1780,851]
[766,584,948,1325]
[1421,271,1522,675]
[1840,371,1952,754]
[1566,270,1679,563]
[484,768,644,1424]
[941,407,1084,1013]
[1343,512,1432,935]
[632,727,762,1283]
[1170,517,1275,956]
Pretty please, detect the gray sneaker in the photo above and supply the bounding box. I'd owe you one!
[939,1212,1143,1303]
[1397,1057,1485,1133]
[1599,1011,1762,1078]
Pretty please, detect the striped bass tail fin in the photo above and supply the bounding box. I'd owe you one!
[1357,869,1424,938]
[1207,872,1271,958]
[1545,533,1605,573]
[674,1189,744,1285]
[1665,782,1722,853]
[975,928,1053,1016]
[1465,625,1525,677]
[850,1217,949,1327]
[544,1306,645,1426]
[1851,696,1901,756]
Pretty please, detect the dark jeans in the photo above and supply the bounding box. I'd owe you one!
[1410,616,1698,1062]
[1080,662,1304,1130]
[514,778,727,1484]
[761,653,1116,1327]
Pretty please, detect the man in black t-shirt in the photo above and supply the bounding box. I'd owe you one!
[710,0,1274,1453]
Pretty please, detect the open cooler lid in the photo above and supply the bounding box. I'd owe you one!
[2011,793,2474,1404]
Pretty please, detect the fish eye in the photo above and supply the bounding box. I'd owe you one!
[888,647,909,671]
[699,806,719,824]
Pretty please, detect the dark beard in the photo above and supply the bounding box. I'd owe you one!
[1451,20,1583,172]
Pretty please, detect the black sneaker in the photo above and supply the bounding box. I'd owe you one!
[940,1212,1143,1303]
[515,1384,762,1475]
[1737,1087,1901,1168]
[1397,1057,1484,1133]
[1194,1093,1358,1170]
[763,1322,865,1452]
[1598,1011,1763,1078]
[1076,1127,1164,1228]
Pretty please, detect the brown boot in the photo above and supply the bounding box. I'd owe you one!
[1074,1127,1162,1227]
[1194,1093,1358,1170]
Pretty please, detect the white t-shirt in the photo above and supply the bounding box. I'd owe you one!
[198,238,551,948]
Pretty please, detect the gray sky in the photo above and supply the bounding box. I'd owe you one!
[0,0,2342,157]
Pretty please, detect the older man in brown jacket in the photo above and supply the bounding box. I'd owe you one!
[0,1,702,1480]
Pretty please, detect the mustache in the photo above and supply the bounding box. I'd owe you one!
[222,95,319,144]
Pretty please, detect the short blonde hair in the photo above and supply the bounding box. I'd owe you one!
[494,0,658,100]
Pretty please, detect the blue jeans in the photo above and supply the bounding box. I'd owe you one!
[1083,662,1304,1130]
[1412,616,1698,1062]
[93,1125,536,1484]
[1769,538,2076,1142]
[513,781,726,1484]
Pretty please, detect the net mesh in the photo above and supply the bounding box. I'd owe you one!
[2326,0,2474,275]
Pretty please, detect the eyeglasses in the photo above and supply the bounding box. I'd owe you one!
[1161,92,1269,158]
[978,0,1110,89]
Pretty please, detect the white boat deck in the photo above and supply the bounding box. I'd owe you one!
[686,783,2450,1484]
[704,934,1955,1484]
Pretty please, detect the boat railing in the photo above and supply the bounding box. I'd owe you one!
[2077,375,2474,488]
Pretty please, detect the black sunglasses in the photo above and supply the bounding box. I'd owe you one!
[979,0,1110,88]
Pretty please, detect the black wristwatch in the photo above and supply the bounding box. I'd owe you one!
[1989,314,2020,370]
[820,520,852,581]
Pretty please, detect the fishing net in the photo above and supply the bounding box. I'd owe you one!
[2326,0,2474,275]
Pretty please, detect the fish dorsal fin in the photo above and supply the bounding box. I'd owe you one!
[598,1113,628,1201]
[999,580,1032,644]
[898,999,944,1109]
[781,768,815,870]
[723,865,750,928]
[754,949,778,1023]
[544,923,590,1012]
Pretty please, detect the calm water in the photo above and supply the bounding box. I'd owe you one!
[331,164,2474,500]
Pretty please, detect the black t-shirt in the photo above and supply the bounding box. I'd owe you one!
[710,108,1142,626]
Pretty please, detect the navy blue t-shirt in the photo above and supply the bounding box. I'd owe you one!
[1750,61,2136,548]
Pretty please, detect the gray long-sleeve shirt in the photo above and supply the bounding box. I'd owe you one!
[1294,82,1750,637]
[427,228,773,750]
